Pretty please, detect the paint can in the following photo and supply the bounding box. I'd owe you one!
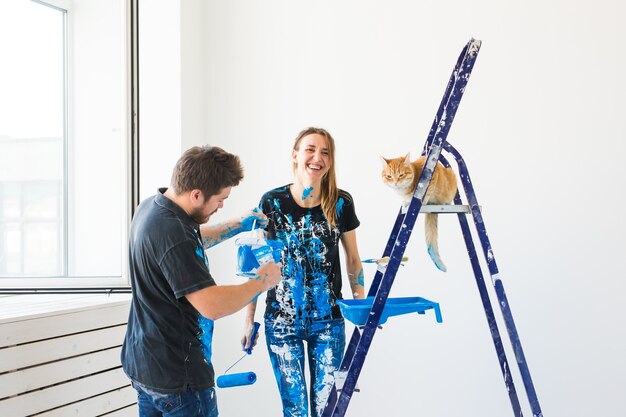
[236,235,283,277]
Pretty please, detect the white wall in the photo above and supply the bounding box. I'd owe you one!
[138,0,183,200]
[139,0,209,201]
[142,1,626,416]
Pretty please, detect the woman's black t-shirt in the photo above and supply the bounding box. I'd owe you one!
[259,185,360,325]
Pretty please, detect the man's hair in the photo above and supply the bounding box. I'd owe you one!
[170,146,244,198]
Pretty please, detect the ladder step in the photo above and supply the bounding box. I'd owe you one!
[338,296,443,326]
[419,204,471,213]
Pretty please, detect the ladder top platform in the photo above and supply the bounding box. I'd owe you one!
[337,296,443,326]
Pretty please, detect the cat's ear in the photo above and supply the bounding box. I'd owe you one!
[403,153,411,164]
[380,156,390,167]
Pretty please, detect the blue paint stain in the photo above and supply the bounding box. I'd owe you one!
[427,244,447,272]
[237,245,259,275]
[195,246,205,261]
[241,207,263,231]
[302,187,314,200]
[272,208,335,321]
[238,238,284,277]
[194,233,210,267]
[357,269,365,286]
[197,314,214,363]
[253,239,284,264]
[202,237,217,249]
[261,186,349,325]
[336,197,344,217]
[219,225,238,241]
[266,320,344,415]
[241,215,257,231]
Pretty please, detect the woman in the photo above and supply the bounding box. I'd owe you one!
[243,127,364,417]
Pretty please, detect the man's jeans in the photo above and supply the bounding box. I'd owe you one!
[133,382,218,417]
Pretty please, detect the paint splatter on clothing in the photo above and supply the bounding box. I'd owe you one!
[259,185,360,325]
[265,318,345,417]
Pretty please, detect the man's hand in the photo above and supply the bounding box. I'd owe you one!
[254,260,282,291]
[240,207,268,231]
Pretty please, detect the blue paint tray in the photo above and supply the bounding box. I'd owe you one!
[337,296,443,325]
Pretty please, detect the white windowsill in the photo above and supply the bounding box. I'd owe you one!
[0,293,132,324]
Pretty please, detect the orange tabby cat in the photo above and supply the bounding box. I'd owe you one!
[381,153,457,272]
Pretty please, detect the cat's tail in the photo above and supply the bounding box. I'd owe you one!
[425,213,447,272]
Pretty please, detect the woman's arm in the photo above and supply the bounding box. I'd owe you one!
[340,229,365,299]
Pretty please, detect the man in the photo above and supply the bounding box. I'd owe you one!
[121,146,281,416]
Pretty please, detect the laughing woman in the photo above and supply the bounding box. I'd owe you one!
[242,127,364,417]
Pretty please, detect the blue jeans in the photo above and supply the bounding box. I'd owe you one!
[133,382,218,417]
[265,318,345,417]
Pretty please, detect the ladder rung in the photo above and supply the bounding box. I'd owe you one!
[420,204,471,213]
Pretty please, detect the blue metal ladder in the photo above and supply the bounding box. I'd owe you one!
[322,38,543,417]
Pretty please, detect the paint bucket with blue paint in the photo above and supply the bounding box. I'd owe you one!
[235,234,283,277]
[236,245,259,277]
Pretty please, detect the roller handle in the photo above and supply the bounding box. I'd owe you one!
[244,321,261,355]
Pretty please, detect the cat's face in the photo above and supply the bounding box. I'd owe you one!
[381,154,414,191]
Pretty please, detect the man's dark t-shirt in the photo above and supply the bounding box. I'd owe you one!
[121,188,216,392]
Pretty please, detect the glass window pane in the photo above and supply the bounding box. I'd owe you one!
[23,182,61,219]
[4,223,21,256]
[1,223,22,275]
[1,184,21,218]
[24,222,61,276]
[0,0,127,282]
[0,0,64,278]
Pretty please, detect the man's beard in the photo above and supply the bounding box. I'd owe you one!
[189,208,208,224]
[189,207,216,224]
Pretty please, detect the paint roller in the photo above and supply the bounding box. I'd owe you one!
[216,321,260,388]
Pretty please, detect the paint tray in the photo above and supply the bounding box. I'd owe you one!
[337,296,443,325]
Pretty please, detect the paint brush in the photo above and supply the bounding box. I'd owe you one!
[361,256,409,264]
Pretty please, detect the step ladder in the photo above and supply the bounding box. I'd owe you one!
[322,38,544,417]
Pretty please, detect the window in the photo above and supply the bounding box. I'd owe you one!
[0,0,133,290]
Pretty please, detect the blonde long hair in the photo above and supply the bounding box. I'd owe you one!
[292,127,339,227]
